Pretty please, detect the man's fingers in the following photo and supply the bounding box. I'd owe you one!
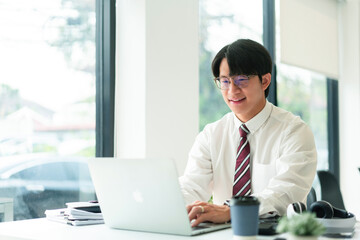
[186,205,191,213]
[189,204,231,226]
[186,204,197,213]
[188,205,204,221]
[191,213,207,227]
[198,205,205,213]
[186,201,206,213]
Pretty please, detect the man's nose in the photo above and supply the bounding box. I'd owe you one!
[228,81,241,93]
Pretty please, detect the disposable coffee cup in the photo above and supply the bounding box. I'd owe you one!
[230,196,260,240]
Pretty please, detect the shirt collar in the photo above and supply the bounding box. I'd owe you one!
[232,101,273,134]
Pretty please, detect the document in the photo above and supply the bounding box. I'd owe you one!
[45,202,104,226]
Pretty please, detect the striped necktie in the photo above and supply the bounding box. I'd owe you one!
[233,124,251,196]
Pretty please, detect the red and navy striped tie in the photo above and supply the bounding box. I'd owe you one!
[233,124,251,196]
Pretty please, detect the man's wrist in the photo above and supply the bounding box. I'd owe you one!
[223,200,231,223]
[223,199,231,207]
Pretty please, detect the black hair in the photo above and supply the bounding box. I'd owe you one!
[211,39,272,97]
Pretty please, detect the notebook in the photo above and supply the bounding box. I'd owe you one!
[88,158,231,236]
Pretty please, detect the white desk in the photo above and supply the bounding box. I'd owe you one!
[0,218,358,240]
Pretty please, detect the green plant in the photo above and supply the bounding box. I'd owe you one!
[276,212,326,236]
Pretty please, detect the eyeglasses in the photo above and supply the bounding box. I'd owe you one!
[214,75,255,90]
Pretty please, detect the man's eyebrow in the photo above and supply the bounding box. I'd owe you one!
[219,74,229,78]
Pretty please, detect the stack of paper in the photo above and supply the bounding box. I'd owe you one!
[45,202,104,226]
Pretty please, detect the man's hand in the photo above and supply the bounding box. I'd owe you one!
[186,201,230,227]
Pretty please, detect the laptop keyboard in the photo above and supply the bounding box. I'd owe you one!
[191,221,225,231]
[192,225,210,231]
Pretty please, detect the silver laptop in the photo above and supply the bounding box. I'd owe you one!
[88,158,231,236]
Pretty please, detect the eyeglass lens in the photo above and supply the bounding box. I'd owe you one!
[218,75,249,89]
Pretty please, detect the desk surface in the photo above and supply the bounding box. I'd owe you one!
[0,218,358,240]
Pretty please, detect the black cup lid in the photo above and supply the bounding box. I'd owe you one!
[230,196,260,206]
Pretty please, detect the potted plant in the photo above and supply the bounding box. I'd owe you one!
[276,212,326,240]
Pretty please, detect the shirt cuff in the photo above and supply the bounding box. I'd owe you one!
[224,199,231,207]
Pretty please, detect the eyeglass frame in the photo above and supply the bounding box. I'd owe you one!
[213,74,258,90]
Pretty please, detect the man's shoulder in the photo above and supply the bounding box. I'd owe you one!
[203,112,234,132]
[270,104,305,125]
[267,105,313,136]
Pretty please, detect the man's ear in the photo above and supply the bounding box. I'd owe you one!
[261,73,271,91]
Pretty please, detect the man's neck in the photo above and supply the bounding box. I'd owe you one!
[235,99,267,123]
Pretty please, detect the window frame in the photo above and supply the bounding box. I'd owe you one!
[263,0,277,106]
[96,0,116,157]
[327,78,340,180]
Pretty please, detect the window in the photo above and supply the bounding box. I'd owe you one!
[0,0,96,221]
[199,0,263,130]
[275,1,329,171]
[10,161,90,181]
[276,64,328,170]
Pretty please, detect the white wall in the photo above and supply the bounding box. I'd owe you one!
[114,0,199,175]
[338,0,360,218]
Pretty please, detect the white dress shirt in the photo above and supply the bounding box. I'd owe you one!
[179,101,317,216]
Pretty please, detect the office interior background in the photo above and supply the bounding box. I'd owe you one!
[0,0,359,221]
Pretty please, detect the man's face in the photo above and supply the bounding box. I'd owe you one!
[219,58,271,122]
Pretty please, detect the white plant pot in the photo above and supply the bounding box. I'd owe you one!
[287,234,318,240]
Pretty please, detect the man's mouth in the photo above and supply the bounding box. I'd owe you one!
[229,97,245,103]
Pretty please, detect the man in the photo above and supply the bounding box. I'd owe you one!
[179,39,317,227]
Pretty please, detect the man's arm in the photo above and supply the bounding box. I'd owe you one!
[252,122,317,216]
[180,124,234,227]
[179,129,214,205]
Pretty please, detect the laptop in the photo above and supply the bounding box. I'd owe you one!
[88,158,231,236]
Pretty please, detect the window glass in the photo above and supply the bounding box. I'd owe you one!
[0,0,96,221]
[10,162,87,181]
[276,65,328,170]
[199,0,263,130]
